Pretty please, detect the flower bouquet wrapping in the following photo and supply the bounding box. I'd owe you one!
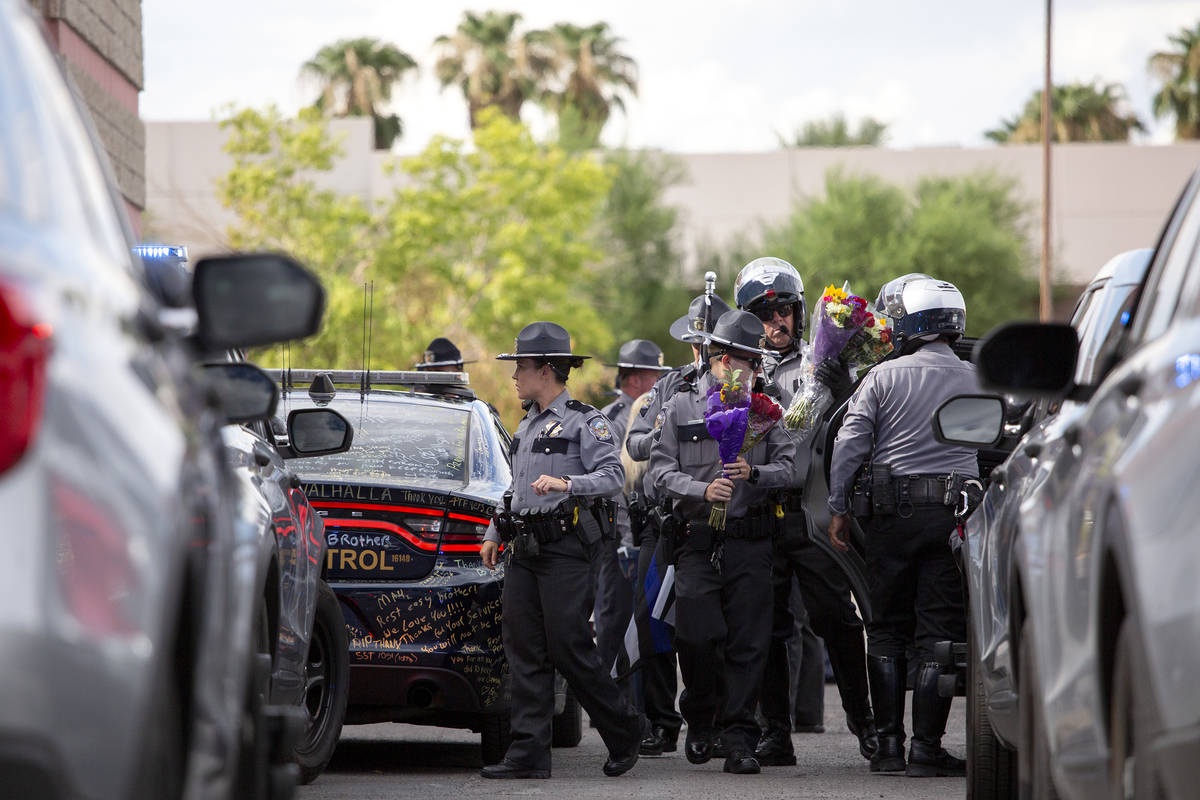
[782,285,874,440]
[703,371,784,530]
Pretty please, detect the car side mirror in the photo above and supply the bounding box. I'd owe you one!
[974,322,1079,398]
[192,253,325,350]
[933,394,1005,448]
[201,362,278,424]
[284,408,353,458]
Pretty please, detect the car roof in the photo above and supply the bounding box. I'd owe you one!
[1087,248,1154,290]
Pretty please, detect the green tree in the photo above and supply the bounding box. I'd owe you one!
[300,37,417,150]
[593,149,694,364]
[544,22,638,149]
[433,10,560,129]
[1149,21,1200,140]
[217,106,615,425]
[779,113,889,147]
[986,82,1145,143]
[709,169,1037,336]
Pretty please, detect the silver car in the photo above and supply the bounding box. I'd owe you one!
[940,168,1200,800]
[0,2,327,797]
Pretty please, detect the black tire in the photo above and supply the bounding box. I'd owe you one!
[481,713,511,765]
[968,623,1017,800]
[1017,620,1059,800]
[1109,619,1160,800]
[552,686,583,748]
[294,581,349,784]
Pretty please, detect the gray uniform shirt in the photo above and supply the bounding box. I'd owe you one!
[626,365,698,502]
[484,389,625,543]
[649,372,796,522]
[827,341,980,514]
[763,344,811,489]
[601,390,639,548]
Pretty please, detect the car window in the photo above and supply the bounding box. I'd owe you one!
[469,405,512,492]
[1077,284,1139,385]
[1132,179,1200,344]
[301,402,471,486]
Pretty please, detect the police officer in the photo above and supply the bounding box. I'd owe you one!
[480,322,645,779]
[827,277,979,777]
[733,257,877,766]
[414,337,472,373]
[594,340,671,678]
[649,309,796,775]
[625,288,732,756]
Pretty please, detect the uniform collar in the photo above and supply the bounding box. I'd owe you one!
[618,390,637,406]
[531,388,571,418]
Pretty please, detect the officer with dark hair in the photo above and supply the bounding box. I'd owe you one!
[733,257,877,766]
[414,337,473,373]
[625,288,732,756]
[594,339,671,678]
[480,322,645,779]
[828,277,980,778]
[649,309,796,775]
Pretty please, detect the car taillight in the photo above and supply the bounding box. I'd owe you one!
[0,281,52,474]
[441,513,491,553]
[53,480,137,635]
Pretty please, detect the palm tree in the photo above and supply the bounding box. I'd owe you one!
[779,114,888,147]
[986,82,1145,143]
[1149,21,1200,140]
[433,11,560,128]
[301,37,417,150]
[544,22,638,148]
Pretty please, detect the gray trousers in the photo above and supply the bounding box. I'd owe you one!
[674,535,773,753]
[593,536,634,676]
[502,533,642,770]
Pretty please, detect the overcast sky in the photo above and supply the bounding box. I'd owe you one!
[141,0,1198,153]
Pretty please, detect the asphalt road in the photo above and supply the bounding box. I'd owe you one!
[299,685,966,800]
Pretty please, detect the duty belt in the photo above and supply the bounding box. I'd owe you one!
[512,508,577,544]
[685,507,776,540]
[894,473,983,518]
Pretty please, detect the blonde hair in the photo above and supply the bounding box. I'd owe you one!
[621,392,654,495]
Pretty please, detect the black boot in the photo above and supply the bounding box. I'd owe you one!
[754,725,797,766]
[907,662,966,777]
[866,654,906,773]
[828,632,878,760]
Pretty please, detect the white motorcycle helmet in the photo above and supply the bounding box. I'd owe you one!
[879,277,966,346]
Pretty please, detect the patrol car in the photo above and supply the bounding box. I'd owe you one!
[271,370,581,764]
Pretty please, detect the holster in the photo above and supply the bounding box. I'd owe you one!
[870,462,896,516]
[591,497,617,540]
[627,492,649,547]
[650,503,680,565]
[850,463,873,519]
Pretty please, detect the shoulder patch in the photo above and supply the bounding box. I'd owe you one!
[639,387,657,416]
[588,416,614,442]
[605,401,625,421]
[653,409,666,431]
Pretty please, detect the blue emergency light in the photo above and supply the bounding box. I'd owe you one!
[132,244,188,261]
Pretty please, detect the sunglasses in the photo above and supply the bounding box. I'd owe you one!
[751,304,792,322]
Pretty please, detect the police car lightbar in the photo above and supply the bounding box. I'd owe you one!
[133,244,188,261]
[265,369,470,391]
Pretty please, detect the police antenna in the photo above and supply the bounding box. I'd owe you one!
[359,281,376,399]
[701,270,717,369]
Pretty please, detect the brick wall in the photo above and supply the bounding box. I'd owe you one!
[31,0,145,229]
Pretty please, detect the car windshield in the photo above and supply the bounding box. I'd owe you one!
[301,401,471,487]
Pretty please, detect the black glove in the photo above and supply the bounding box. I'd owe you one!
[814,358,852,400]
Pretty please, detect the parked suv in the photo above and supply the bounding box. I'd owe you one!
[0,3,329,797]
[938,168,1200,800]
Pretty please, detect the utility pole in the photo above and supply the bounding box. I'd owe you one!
[1040,0,1053,321]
